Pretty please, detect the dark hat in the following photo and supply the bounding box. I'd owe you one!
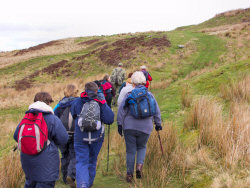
[85,82,98,92]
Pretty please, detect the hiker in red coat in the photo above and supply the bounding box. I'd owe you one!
[140,65,152,88]
[101,74,116,108]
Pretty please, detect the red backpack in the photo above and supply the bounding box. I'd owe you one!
[101,81,112,97]
[17,112,49,155]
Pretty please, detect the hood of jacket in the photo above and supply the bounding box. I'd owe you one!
[58,97,76,108]
[80,90,106,104]
[28,101,54,114]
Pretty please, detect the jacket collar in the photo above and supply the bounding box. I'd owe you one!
[28,101,54,114]
[80,91,106,104]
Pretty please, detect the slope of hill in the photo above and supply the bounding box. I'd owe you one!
[0,8,249,188]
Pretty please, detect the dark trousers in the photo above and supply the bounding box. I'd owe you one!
[124,130,150,174]
[105,93,113,108]
[59,137,76,183]
[24,179,55,188]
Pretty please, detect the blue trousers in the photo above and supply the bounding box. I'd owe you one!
[24,179,55,188]
[74,137,104,188]
[124,130,150,174]
[59,137,76,182]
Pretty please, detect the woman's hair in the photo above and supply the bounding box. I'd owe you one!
[128,72,133,78]
[103,74,110,81]
[64,84,78,97]
[34,92,54,105]
[131,71,146,85]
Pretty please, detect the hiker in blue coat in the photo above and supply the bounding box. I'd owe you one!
[54,84,78,187]
[71,82,114,188]
[13,92,68,188]
[117,71,162,183]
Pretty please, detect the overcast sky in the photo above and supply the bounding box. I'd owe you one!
[0,0,249,51]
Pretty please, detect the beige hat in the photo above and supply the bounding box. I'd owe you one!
[118,62,123,66]
[140,65,147,70]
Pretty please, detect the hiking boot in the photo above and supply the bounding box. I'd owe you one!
[66,176,76,188]
[126,173,134,183]
[136,163,143,179]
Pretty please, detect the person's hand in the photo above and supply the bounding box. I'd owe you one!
[118,125,123,136]
[155,125,162,131]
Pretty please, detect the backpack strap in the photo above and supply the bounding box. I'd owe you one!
[82,124,105,144]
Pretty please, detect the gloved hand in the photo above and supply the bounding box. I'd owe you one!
[118,125,123,136]
[155,125,162,131]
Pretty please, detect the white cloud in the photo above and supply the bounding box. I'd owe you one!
[0,0,249,51]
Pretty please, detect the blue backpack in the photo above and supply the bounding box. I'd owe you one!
[126,87,156,119]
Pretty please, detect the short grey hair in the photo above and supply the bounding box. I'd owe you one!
[131,71,146,85]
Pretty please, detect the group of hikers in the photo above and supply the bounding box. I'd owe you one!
[14,63,162,188]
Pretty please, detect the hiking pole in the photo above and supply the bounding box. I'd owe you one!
[157,131,164,157]
[107,124,110,172]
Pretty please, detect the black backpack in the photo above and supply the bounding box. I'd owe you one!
[57,106,75,134]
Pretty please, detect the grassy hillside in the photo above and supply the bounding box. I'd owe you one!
[0,8,249,188]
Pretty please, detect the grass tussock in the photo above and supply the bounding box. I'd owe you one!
[184,96,250,167]
[0,152,24,187]
[181,84,192,108]
[150,79,172,90]
[220,74,250,103]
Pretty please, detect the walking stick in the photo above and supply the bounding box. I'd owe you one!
[157,131,164,157]
[107,124,110,172]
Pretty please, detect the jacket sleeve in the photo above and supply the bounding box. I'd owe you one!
[70,99,80,119]
[13,124,20,142]
[151,93,161,126]
[100,103,114,125]
[49,115,69,145]
[53,103,60,116]
[117,87,126,107]
[117,94,129,126]
[111,82,116,96]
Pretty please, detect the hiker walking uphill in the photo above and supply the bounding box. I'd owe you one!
[13,92,68,188]
[140,65,152,88]
[100,75,116,108]
[117,76,133,107]
[71,82,114,188]
[111,62,126,106]
[54,84,78,187]
[117,71,162,183]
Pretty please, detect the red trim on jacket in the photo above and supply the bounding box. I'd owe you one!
[80,92,106,104]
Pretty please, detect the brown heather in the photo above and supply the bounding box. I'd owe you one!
[0,152,24,187]
[184,96,250,167]
[220,74,250,103]
[181,84,192,108]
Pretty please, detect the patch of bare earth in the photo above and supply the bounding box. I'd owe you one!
[73,36,171,65]
[14,60,68,90]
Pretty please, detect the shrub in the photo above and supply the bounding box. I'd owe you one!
[220,74,250,103]
[181,84,192,108]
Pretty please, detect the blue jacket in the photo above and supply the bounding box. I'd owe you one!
[54,96,76,116]
[71,91,114,144]
[14,108,68,182]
